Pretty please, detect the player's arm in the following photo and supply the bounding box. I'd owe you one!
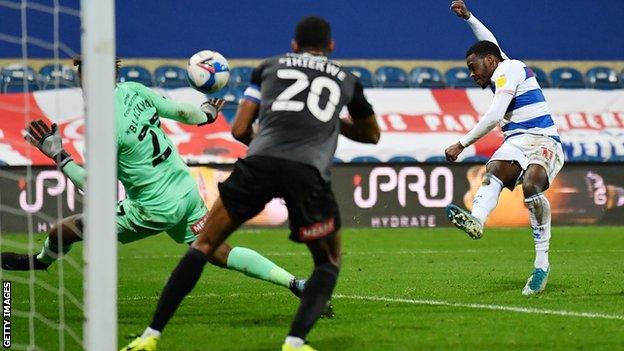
[445,65,522,161]
[231,98,259,145]
[24,120,86,189]
[451,0,509,60]
[231,63,264,145]
[340,81,380,144]
[137,84,224,126]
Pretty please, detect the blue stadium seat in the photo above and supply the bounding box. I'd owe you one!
[388,155,418,162]
[118,65,153,86]
[229,66,254,89]
[39,64,78,90]
[344,66,373,88]
[445,67,476,88]
[462,156,488,163]
[409,67,445,88]
[1,65,40,93]
[568,155,603,162]
[154,65,187,89]
[529,66,550,88]
[351,156,381,163]
[374,66,409,88]
[550,67,585,89]
[586,67,620,90]
[332,156,344,163]
[425,156,448,163]
[608,155,624,162]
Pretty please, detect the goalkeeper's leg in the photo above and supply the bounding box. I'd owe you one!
[1,214,83,270]
[208,243,305,298]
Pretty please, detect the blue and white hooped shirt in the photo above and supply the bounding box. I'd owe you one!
[490,59,560,143]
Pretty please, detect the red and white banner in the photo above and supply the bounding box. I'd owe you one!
[1,88,624,165]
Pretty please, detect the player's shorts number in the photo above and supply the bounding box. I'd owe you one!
[272,69,341,122]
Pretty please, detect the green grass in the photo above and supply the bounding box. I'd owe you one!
[3,227,624,350]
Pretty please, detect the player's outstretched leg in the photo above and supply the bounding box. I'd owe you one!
[1,215,82,271]
[209,243,305,298]
[121,198,239,351]
[283,232,340,351]
[521,165,551,296]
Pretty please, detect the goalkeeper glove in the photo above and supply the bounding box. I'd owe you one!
[199,98,226,126]
[24,119,72,168]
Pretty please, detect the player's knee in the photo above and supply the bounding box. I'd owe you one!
[522,181,542,198]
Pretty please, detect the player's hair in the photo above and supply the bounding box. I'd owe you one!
[72,56,121,77]
[294,16,332,51]
[466,40,504,61]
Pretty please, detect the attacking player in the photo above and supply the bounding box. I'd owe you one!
[122,16,380,351]
[444,0,564,295]
[2,57,309,301]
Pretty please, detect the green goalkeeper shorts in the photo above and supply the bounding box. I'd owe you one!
[116,187,207,244]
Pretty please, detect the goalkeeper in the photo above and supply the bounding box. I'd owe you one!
[2,57,308,300]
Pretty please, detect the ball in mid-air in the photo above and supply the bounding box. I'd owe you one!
[186,50,230,93]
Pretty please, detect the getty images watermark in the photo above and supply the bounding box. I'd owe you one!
[2,281,10,348]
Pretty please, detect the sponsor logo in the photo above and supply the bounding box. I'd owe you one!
[299,218,335,241]
[495,75,507,89]
[353,167,453,209]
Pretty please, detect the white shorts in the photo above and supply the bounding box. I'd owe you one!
[488,134,565,185]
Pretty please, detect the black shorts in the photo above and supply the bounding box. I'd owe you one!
[218,155,341,243]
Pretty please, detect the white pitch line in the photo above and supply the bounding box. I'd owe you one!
[114,291,624,322]
[334,294,624,321]
[119,248,624,260]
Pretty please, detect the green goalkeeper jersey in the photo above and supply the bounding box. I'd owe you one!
[114,82,207,217]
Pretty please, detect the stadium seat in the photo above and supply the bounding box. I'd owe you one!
[39,64,78,89]
[608,155,624,162]
[118,65,153,86]
[351,156,381,163]
[445,67,476,88]
[374,66,409,88]
[462,156,488,163]
[425,156,448,163]
[529,66,550,88]
[229,66,254,89]
[586,67,620,90]
[1,65,40,93]
[344,66,373,88]
[388,155,418,162]
[409,67,445,88]
[154,65,187,89]
[568,155,603,162]
[550,67,585,89]
[332,156,344,163]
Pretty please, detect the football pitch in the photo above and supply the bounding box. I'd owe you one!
[4,227,624,350]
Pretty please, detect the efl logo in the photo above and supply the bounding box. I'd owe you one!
[353,167,454,209]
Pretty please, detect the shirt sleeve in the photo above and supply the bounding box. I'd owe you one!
[458,63,522,147]
[242,61,265,104]
[466,14,509,60]
[61,161,86,190]
[347,80,374,119]
[137,84,208,125]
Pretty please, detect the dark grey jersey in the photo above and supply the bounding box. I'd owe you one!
[244,53,374,180]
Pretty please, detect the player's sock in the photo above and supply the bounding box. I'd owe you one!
[36,237,72,265]
[140,326,161,339]
[284,336,305,348]
[288,262,339,339]
[226,246,295,288]
[149,247,209,332]
[525,193,551,270]
[471,174,504,225]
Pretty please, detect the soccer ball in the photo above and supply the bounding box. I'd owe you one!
[186,50,230,93]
